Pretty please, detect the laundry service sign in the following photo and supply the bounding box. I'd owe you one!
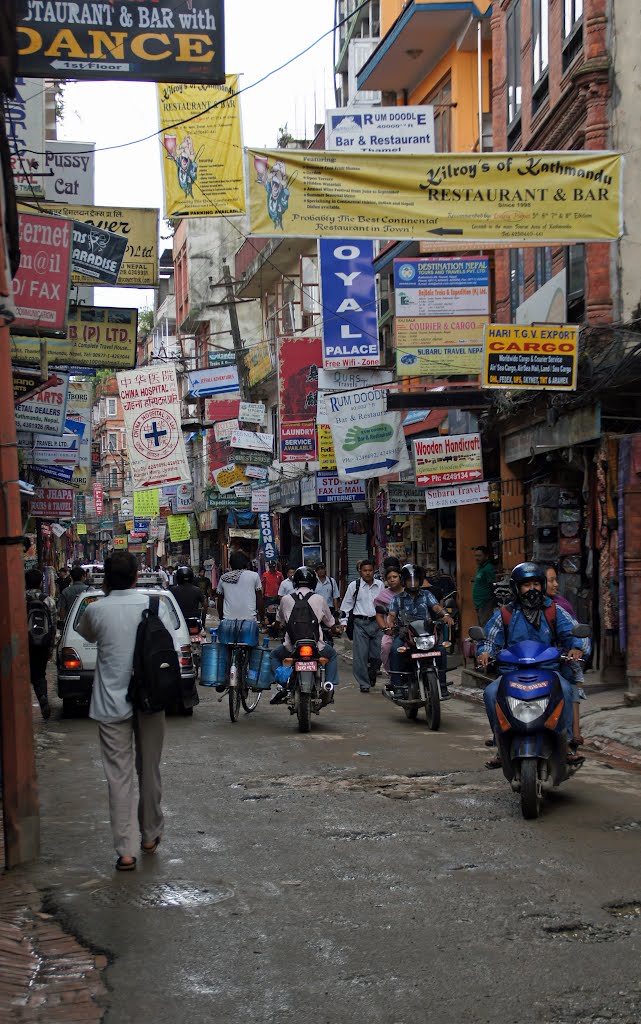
[319,240,379,369]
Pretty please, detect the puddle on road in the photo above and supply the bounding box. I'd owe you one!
[89,881,235,909]
[604,900,641,919]
[541,920,628,943]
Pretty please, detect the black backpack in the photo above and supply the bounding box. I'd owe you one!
[128,596,182,714]
[285,592,319,645]
[27,592,54,648]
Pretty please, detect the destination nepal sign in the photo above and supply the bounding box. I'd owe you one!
[413,433,483,487]
[482,324,578,391]
[319,240,379,368]
[247,150,622,243]
[117,366,191,489]
[16,1,225,86]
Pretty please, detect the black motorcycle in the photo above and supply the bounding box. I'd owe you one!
[278,638,335,733]
[383,616,443,730]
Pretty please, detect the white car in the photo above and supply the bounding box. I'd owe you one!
[56,587,199,717]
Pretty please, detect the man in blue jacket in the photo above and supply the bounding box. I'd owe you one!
[477,562,585,767]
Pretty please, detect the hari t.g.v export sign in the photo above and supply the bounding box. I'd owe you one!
[12,212,72,331]
[413,433,483,487]
[16,1,225,85]
[482,324,579,391]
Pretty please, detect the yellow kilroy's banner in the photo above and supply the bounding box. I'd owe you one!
[19,203,159,287]
[247,149,622,243]
[482,324,579,390]
[158,77,245,218]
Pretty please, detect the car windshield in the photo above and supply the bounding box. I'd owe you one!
[72,592,181,632]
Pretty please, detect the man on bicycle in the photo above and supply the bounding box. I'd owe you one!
[216,551,264,623]
[269,566,338,703]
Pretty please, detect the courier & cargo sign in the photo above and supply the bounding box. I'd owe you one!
[413,433,483,487]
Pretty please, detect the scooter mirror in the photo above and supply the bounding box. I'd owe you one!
[468,625,485,642]
[572,623,591,639]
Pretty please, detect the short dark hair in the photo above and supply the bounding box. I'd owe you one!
[383,556,401,571]
[359,559,374,570]
[70,566,85,582]
[25,569,43,590]
[229,552,249,570]
[474,546,489,557]
[104,552,137,591]
[315,561,326,570]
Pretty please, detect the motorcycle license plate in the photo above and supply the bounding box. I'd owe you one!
[411,652,438,659]
[295,661,317,671]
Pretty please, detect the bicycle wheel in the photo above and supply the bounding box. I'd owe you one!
[228,649,241,723]
[240,649,262,713]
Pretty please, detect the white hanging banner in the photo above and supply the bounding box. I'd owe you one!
[251,485,270,512]
[117,366,191,489]
[324,386,411,481]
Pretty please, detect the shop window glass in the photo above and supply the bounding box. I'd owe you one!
[507,1,522,128]
[426,77,452,153]
[509,248,525,320]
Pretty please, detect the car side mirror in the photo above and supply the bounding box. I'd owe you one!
[468,625,485,642]
[572,624,591,639]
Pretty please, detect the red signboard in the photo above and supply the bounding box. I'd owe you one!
[93,484,104,516]
[277,337,322,463]
[29,487,74,519]
[13,213,72,332]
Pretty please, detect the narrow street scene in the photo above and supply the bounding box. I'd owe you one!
[2,1,641,1022]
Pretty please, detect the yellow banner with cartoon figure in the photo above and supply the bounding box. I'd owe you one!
[396,316,488,376]
[247,149,622,242]
[158,77,245,218]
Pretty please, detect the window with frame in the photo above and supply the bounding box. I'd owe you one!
[563,0,583,68]
[509,248,525,321]
[110,468,119,489]
[532,0,549,87]
[506,1,522,130]
[566,244,585,322]
[426,78,452,153]
[108,432,118,452]
[534,247,553,290]
[107,397,117,417]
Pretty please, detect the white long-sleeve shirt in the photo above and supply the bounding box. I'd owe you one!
[340,578,385,620]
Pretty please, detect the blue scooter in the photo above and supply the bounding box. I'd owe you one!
[470,624,590,819]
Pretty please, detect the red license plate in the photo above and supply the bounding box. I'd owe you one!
[295,661,317,671]
[411,652,438,659]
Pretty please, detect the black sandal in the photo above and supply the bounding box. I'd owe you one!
[485,755,502,769]
[115,856,137,871]
[141,837,161,855]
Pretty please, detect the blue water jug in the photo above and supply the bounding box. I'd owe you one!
[257,638,273,689]
[200,636,228,686]
[274,665,292,687]
[247,644,262,688]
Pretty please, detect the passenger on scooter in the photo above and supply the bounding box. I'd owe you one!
[387,564,454,700]
[477,562,584,768]
[269,566,339,704]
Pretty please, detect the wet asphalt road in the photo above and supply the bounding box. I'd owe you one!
[26,653,641,1024]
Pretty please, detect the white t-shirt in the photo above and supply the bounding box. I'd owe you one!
[278,578,295,597]
[315,576,339,606]
[216,570,262,620]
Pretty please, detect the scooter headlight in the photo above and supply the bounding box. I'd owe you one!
[506,697,549,723]
[414,634,436,651]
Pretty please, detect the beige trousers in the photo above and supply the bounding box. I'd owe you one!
[98,711,165,858]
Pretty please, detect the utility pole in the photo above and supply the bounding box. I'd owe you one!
[0,322,40,867]
[222,262,249,400]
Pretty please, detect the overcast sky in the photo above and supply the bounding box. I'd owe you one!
[58,1,336,312]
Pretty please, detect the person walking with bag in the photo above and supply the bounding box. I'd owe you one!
[340,559,384,693]
[76,553,178,871]
[25,569,57,720]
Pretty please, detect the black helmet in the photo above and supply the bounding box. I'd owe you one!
[400,563,425,589]
[175,565,194,584]
[293,565,317,589]
[510,562,546,607]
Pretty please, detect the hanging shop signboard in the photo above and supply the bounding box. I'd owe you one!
[7,78,46,198]
[168,515,190,543]
[42,140,95,204]
[482,324,579,391]
[117,366,191,489]
[12,213,72,332]
[251,486,270,513]
[413,433,483,488]
[133,489,160,517]
[323,386,410,481]
[258,513,277,561]
[29,486,74,519]
[20,204,159,288]
[176,483,194,513]
[15,372,69,435]
[319,239,379,369]
[13,368,60,405]
[16,1,225,86]
[238,401,266,424]
[10,306,138,370]
[232,448,273,467]
[206,492,250,510]
[66,380,92,490]
[229,429,273,454]
[315,474,366,504]
[277,336,322,463]
[317,367,393,392]
[247,149,622,243]
[158,76,244,218]
[424,481,490,510]
[387,482,426,514]
[325,106,435,155]
[212,463,250,494]
[71,221,127,285]
[244,341,273,387]
[93,484,104,516]
[188,364,240,399]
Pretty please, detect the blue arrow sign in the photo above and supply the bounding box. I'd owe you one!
[343,458,399,474]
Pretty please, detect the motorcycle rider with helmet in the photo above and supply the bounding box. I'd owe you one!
[269,566,338,704]
[170,565,208,626]
[477,561,585,768]
[387,564,454,700]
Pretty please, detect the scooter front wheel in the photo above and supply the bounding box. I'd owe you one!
[520,759,542,819]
